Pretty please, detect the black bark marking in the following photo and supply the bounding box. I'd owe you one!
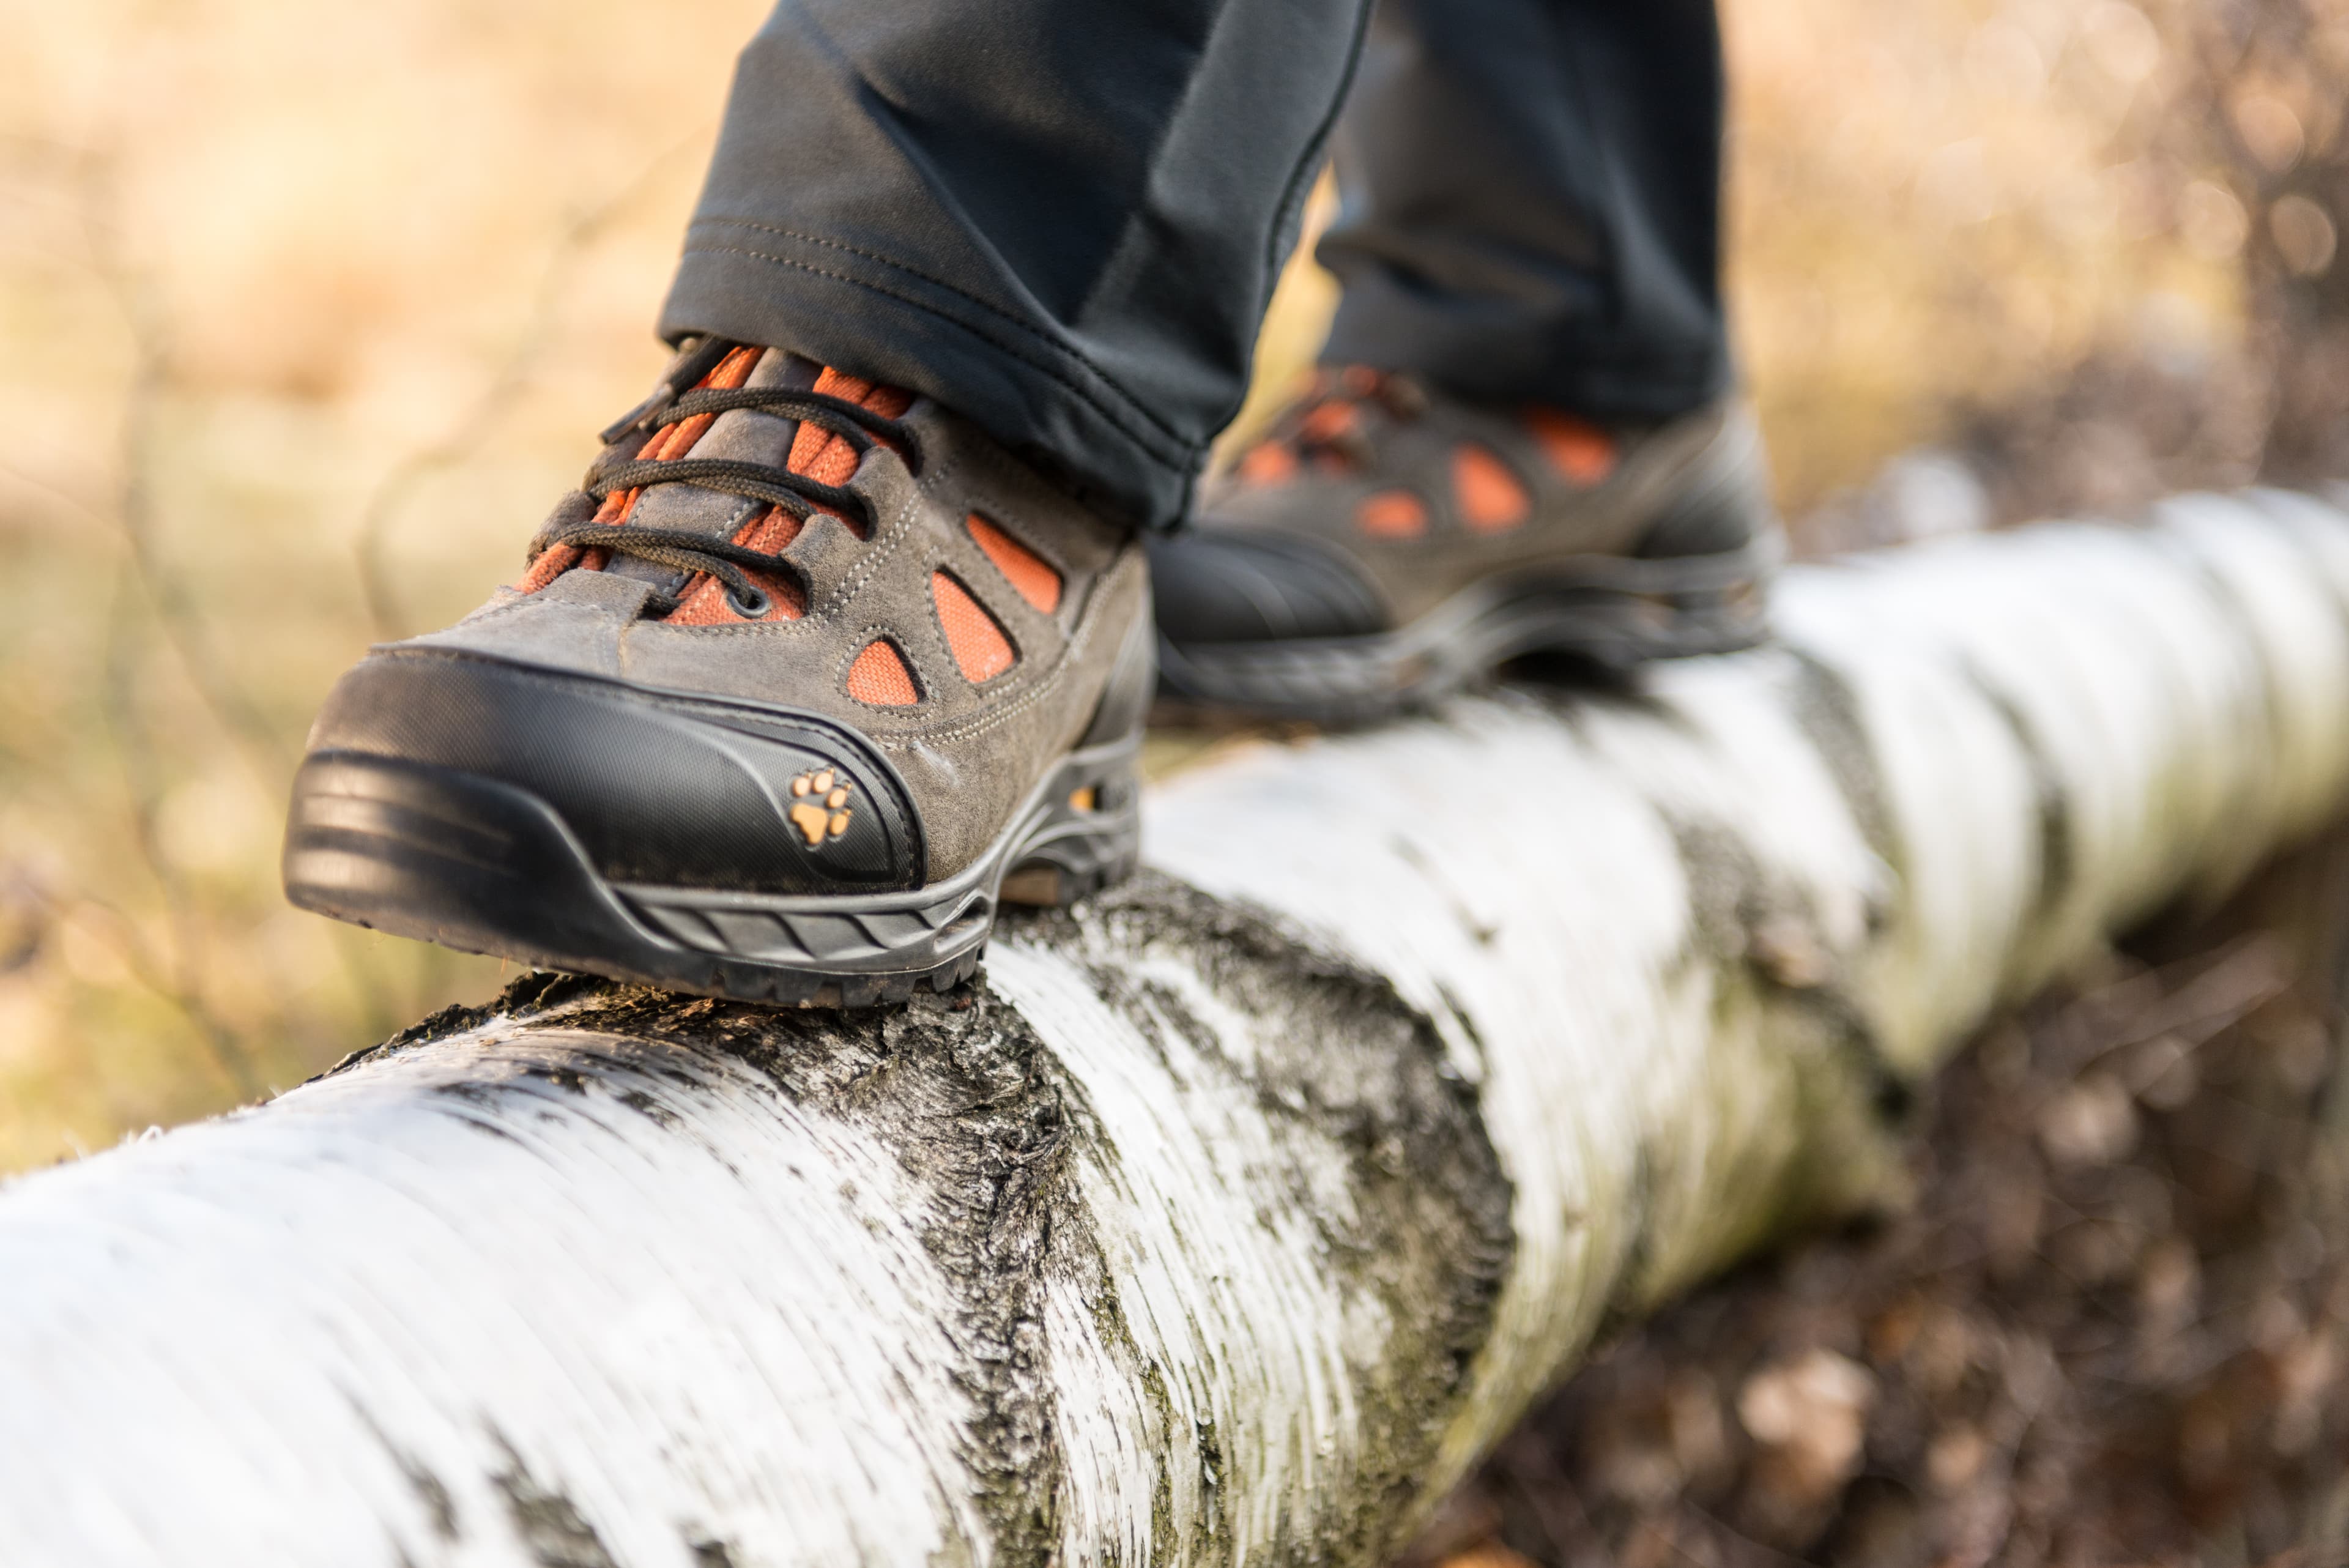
[614,1087,679,1128]
[1785,649,1902,885]
[874,990,1073,1566]
[1434,981,1489,1080]
[571,986,1078,1567]
[407,1466,458,1544]
[326,872,1513,1568]
[1389,834,1501,946]
[1020,872,1516,1567]
[1660,811,1909,1118]
[521,1064,590,1096]
[350,1397,461,1544]
[489,1434,618,1568]
[1961,660,2076,923]
[1646,812,1915,1280]
[318,970,608,1080]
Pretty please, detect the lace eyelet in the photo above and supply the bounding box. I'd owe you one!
[725,582,772,620]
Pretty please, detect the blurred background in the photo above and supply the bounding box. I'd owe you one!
[19,0,2349,1558]
[0,0,2336,1167]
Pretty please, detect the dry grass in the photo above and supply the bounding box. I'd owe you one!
[0,0,2246,1170]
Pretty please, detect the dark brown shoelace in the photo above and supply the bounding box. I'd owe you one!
[538,383,921,618]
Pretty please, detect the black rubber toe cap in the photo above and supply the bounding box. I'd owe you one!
[1147,527,1389,645]
[303,650,922,893]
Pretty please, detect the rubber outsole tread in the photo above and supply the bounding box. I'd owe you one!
[284,738,1141,1009]
[1154,538,1781,727]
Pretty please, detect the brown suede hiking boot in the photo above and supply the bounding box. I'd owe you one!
[284,340,1152,1006]
[1151,370,1782,723]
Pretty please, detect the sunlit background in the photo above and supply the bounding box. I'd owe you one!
[0,0,2327,1168]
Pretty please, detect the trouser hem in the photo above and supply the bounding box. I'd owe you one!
[659,219,1206,531]
[1321,320,1731,422]
[1410,354,1734,422]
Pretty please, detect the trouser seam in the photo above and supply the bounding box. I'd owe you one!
[1259,0,1378,297]
[1200,0,1376,448]
[685,218,1199,461]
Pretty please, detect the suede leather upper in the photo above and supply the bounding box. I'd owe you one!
[1156,389,1768,644]
[311,349,1146,891]
[308,649,920,894]
[1143,528,1386,644]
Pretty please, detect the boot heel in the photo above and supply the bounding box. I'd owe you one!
[998,743,1143,907]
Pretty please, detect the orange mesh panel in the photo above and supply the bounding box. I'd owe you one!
[1525,409,1618,485]
[1299,402,1359,442]
[789,366,915,511]
[666,363,914,625]
[515,543,576,593]
[1238,443,1298,486]
[932,571,1015,682]
[966,515,1062,612]
[1453,444,1530,532]
[1356,490,1428,538]
[847,639,919,705]
[521,347,760,593]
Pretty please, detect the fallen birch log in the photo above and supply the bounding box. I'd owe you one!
[8,491,2349,1568]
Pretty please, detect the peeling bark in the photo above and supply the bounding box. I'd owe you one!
[6,492,2349,1567]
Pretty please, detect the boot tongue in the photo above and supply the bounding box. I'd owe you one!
[598,349,824,592]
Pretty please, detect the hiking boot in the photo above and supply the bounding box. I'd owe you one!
[1150,371,1782,723]
[284,340,1152,1007]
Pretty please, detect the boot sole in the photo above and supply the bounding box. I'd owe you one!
[282,732,1142,1008]
[1156,529,1783,727]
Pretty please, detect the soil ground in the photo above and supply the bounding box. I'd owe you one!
[1403,834,2349,1568]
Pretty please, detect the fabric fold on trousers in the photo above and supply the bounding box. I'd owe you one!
[661,0,1376,531]
[1317,0,1732,419]
[661,0,1732,531]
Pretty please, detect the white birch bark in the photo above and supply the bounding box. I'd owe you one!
[7,491,2349,1568]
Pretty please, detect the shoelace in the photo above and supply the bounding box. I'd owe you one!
[534,378,922,619]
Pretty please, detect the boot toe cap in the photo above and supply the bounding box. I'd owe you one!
[1146,527,1388,645]
[300,648,923,894]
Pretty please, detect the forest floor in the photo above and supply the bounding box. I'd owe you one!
[1403,829,2349,1568]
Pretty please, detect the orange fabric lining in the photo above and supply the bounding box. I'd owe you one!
[1233,368,1416,489]
[519,347,763,593]
[786,366,913,505]
[1238,442,1298,486]
[932,571,1015,683]
[1298,402,1359,443]
[1356,490,1428,538]
[1453,444,1530,532]
[1525,409,1619,485]
[847,639,919,705]
[665,365,915,626]
[966,515,1062,613]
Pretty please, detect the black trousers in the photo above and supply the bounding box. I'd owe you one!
[659,0,1731,530]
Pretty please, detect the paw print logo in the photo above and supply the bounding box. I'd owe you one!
[789,768,853,848]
